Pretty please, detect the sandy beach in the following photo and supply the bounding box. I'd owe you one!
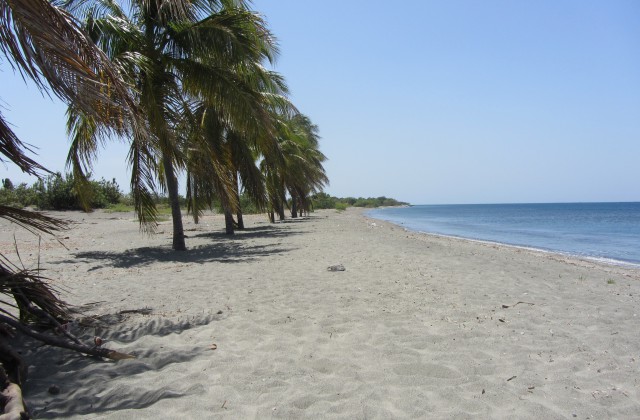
[1,208,640,419]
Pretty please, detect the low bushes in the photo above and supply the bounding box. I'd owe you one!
[0,173,122,210]
[311,192,407,210]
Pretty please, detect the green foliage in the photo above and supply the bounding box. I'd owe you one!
[311,192,337,209]
[96,178,122,207]
[205,192,262,215]
[40,174,76,209]
[149,193,186,209]
[0,174,122,210]
[311,192,408,210]
[239,193,261,215]
[104,203,135,213]
[335,202,348,211]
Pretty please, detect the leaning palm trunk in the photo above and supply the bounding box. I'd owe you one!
[224,210,235,235]
[289,188,299,218]
[277,202,285,221]
[233,173,245,229]
[162,154,186,251]
[236,210,245,229]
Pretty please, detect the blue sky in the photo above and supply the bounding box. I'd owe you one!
[1,0,639,204]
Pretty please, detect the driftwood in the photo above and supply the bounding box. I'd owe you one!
[0,340,25,392]
[0,383,27,420]
[0,366,28,420]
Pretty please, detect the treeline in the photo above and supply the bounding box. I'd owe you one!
[0,174,121,210]
[311,192,408,210]
[0,175,406,214]
[0,174,267,214]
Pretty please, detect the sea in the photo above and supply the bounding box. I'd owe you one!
[368,202,640,267]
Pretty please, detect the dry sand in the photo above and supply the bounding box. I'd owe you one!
[1,208,640,419]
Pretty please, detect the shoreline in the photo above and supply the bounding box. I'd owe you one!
[366,207,640,272]
[363,210,640,284]
[2,208,640,418]
[368,215,640,272]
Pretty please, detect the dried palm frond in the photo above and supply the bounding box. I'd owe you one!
[0,255,68,322]
[0,254,135,367]
[0,205,68,236]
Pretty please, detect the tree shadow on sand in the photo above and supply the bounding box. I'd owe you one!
[76,242,294,269]
[54,224,304,269]
[24,313,223,418]
[188,223,309,241]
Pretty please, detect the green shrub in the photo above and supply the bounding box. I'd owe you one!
[0,174,123,210]
[95,178,121,206]
[41,173,77,210]
[310,192,336,209]
[239,193,261,214]
[311,192,408,210]
[14,183,38,207]
[105,203,134,212]
[335,202,348,211]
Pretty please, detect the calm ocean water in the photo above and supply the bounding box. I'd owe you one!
[368,202,640,267]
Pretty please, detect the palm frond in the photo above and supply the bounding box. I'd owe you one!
[0,205,68,235]
[127,131,159,232]
[0,111,49,176]
[0,0,143,135]
[65,107,103,210]
[0,256,68,321]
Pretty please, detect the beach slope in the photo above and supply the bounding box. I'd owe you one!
[1,208,639,418]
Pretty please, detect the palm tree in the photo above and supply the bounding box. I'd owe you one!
[0,0,145,395]
[177,49,294,235]
[183,89,291,235]
[285,114,328,217]
[262,112,328,221]
[65,0,282,250]
[1,0,145,225]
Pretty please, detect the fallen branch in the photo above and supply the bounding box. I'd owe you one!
[118,308,152,315]
[502,301,535,309]
[0,314,134,361]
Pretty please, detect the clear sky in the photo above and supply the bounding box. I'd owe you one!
[1,0,638,204]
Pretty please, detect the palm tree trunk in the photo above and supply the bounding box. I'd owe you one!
[268,210,275,223]
[277,201,285,221]
[290,195,298,219]
[189,177,199,224]
[224,210,235,234]
[163,154,186,251]
[233,172,244,229]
